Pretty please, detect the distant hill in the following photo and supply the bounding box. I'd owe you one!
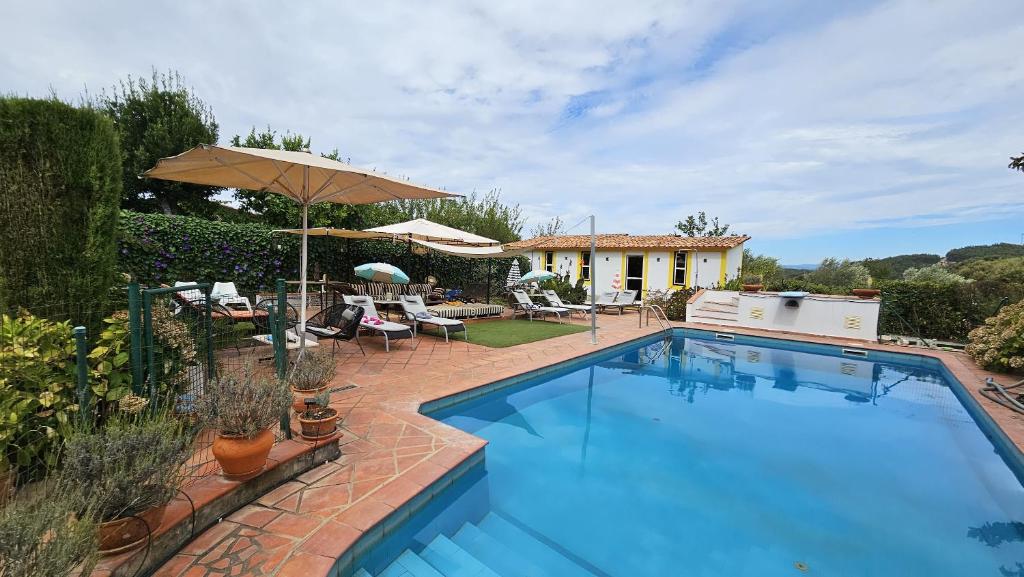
[859,253,940,280]
[946,243,1024,263]
[781,263,818,270]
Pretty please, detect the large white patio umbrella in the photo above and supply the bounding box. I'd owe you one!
[144,145,459,339]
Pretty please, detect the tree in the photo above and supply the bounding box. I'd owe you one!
[741,249,780,285]
[361,190,524,243]
[676,211,730,237]
[229,126,347,228]
[99,70,220,215]
[1010,153,1024,173]
[902,264,969,285]
[529,216,565,238]
[805,258,870,288]
[954,257,1024,284]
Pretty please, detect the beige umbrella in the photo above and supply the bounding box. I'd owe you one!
[144,144,459,338]
[365,218,500,246]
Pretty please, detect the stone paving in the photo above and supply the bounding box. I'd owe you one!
[151,314,1024,577]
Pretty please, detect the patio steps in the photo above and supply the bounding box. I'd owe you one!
[690,296,740,325]
[365,513,597,576]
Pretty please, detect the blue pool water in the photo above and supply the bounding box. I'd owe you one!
[354,332,1024,577]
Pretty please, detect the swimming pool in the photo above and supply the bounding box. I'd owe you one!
[352,330,1024,576]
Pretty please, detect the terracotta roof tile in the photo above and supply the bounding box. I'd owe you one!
[508,234,750,250]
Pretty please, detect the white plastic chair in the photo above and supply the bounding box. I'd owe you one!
[211,282,252,312]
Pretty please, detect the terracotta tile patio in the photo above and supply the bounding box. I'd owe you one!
[151,313,1024,577]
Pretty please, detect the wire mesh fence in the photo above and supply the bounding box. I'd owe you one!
[0,279,296,489]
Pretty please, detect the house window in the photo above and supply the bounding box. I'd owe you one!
[673,251,688,286]
[579,251,591,281]
[544,251,554,272]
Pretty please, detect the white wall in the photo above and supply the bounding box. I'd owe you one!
[524,243,747,293]
[688,290,880,340]
[725,245,743,282]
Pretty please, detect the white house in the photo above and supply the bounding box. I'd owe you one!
[508,234,750,293]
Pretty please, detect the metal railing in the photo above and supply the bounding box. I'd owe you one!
[640,304,673,335]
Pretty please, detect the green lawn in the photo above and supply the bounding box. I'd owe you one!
[424,318,589,348]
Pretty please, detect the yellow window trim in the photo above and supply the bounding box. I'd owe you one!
[719,250,727,286]
[577,250,592,286]
[668,250,691,289]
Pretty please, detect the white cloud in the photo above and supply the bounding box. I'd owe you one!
[3,0,1022,250]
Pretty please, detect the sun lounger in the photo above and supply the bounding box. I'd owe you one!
[342,295,414,351]
[614,289,641,313]
[592,291,627,314]
[540,290,591,318]
[398,295,467,342]
[510,290,569,323]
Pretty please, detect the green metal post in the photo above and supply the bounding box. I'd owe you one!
[203,285,215,380]
[127,283,143,394]
[73,326,90,426]
[275,279,291,439]
[143,291,156,411]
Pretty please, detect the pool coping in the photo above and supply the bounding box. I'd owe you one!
[335,325,1024,576]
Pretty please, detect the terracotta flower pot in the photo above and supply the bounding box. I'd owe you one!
[98,504,167,555]
[852,288,880,299]
[212,428,275,480]
[742,284,764,292]
[290,385,328,413]
[298,408,339,440]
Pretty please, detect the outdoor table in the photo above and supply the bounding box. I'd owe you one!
[251,333,319,350]
[374,299,403,320]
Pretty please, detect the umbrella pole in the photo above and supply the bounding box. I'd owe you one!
[299,169,310,352]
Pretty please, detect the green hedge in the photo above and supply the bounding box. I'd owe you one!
[0,98,122,318]
[117,211,524,296]
[877,280,1024,341]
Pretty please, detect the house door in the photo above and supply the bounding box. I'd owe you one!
[625,254,644,295]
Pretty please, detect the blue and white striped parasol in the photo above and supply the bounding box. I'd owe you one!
[354,262,410,284]
[519,269,556,284]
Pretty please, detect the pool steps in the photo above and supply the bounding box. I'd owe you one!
[367,512,597,576]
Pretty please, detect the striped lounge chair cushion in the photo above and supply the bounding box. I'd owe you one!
[427,303,505,319]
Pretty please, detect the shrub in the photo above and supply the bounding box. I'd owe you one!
[289,349,335,392]
[0,97,121,321]
[116,210,521,296]
[0,312,78,478]
[61,415,192,522]
[902,265,968,284]
[0,485,99,577]
[645,288,695,321]
[954,257,1024,284]
[196,365,291,438]
[539,274,587,305]
[877,281,974,341]
[966,300,1024,372]
[804,258,870,289]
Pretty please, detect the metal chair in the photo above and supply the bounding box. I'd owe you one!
[306,304,366,356]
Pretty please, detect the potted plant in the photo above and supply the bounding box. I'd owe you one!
[196,365,291,480]
[288,349,336,413]
[61,415,192,555]
[0,481,100,577]
[851,279,880,299]
[741,273,764,292]
[297,391,339,440]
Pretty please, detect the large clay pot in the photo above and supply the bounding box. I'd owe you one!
[290,385,328,413]
[298,408,339,440]
[742,284,764,292]
[98,505,167,555]
[212,428,275,480]
[852,288,881,299]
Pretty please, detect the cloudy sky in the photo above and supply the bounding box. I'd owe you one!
[4,0,1023,262]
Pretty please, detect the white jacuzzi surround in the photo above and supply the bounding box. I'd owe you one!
[687,290,880,340]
